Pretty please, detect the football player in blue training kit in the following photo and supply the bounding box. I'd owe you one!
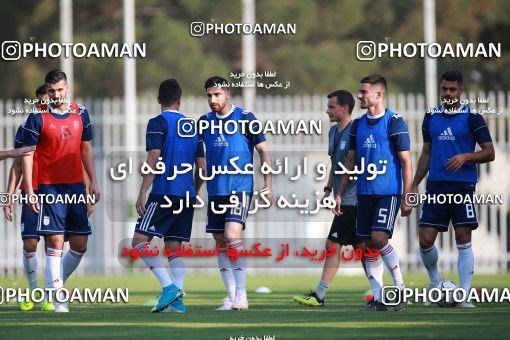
[334,74,413,312]
[411,70,495,308]
[132,79,201,313]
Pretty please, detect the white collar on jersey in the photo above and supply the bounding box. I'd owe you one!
[162,109,180,114]
[48,102,71,115]
[215,104,236,119]
[366,110,386,119]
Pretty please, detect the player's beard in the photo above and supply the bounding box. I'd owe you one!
[210,102,225,113]
[52,97,66,110]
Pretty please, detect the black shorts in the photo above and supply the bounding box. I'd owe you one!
[327,205,360,246]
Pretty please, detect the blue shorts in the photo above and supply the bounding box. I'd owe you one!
[134,194,194,242]
[419,190,478,231]
[206,193,252,234]
[36,183,91,236]
[20,191,39,240]
[356,195,401,239]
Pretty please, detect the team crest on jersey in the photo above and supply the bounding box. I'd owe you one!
[59,125,74,141]
[73,120,80,130]
[43,216,50,226]
[340,141,346,150]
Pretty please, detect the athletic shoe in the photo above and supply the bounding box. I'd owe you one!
[41,300,55,311]
[232,295,249,310]
[362,289,374,303]
[424,282,439,306]
[362,300,388,312]
[54,302,69,313]
[151,284,183,313]
[292,291,324,307]
[19,300,34,311]
[216,299,234,311]
[459,302,476,308]
[163,297,186,313]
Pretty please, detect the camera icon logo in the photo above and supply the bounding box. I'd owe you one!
[0,193,10,206]
[177,117,197,138]
[405,193,419,207]
[2,41,21,61]
[356,41,376,61]
[190,22,205,37]
[381,286,401,306]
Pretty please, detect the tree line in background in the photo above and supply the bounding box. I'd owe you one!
[1,0,509,99]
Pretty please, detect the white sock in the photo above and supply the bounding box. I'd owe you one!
[62,249,84,283]
[314,279,329,300]
[168,255,185,290]
[420,245,442,285]
[45,247,63,293]
[380,243,405,289]
[218,247,235,300]
[23,250,38,290]
[365,255,384,301]
[229,241,247,299]
[134,242,172,288]
[457,242,474,294]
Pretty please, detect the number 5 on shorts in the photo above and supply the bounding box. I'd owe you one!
[377,208,388,224]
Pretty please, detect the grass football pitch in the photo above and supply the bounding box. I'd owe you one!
[1,273,509,339]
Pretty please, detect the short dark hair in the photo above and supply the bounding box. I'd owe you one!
[35,84,48,97]
[204,76,229,91]
[327,90,355,114]
[158,79,182,106]
[45,69,67,84]
[360,74,387,92]
[441,70,463,85]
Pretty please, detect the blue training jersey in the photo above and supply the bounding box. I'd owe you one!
[198,105,265,196]
[146,110,199,196]
[350,109,410,196]
[15,124,24,148]
[422,105,492,189]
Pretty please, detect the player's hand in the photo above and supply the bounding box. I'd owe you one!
[10,146,36,158]
[3,203,14,222]
[87,203,94,217]
[88,181,101,203]
[136,192,147,217]
[446,154,467,171]
[27,199,40,214]
[400,200,412,217]
[260,187,274,208]
[332,194,342,216]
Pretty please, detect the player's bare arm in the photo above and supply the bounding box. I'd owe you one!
[411,142,431,192]
[136,149,160,217]
[3,157,23,221]
[446,141,495,171]
[333,149,356,216]
[22,151,39,213]
[254,140,274,206]
[398,149,413,217]
[81,140,100,203]
[0,146,35,161]
[194,156,206,197]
